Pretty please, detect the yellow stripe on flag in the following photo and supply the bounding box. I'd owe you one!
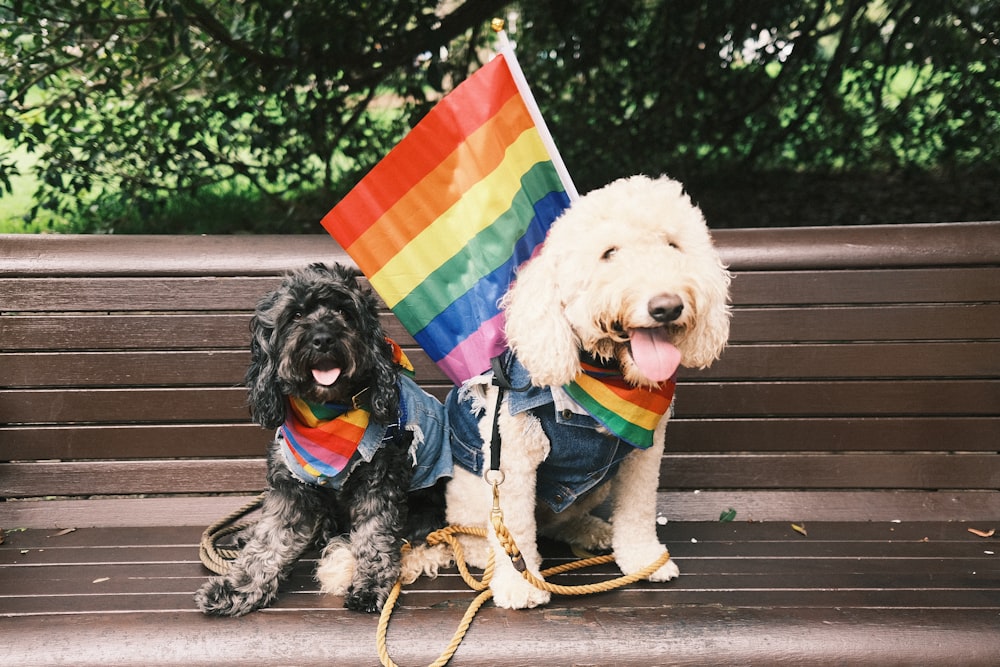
[369,128,551,308]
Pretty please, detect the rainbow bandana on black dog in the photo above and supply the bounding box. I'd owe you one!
[281,339,414,482]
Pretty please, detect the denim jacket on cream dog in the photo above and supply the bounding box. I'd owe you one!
[447,354,648,513]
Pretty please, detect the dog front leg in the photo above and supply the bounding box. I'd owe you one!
[195,472,325,616]
[486,402,552,610]
[609,427,680,581]
[340,442,412,613]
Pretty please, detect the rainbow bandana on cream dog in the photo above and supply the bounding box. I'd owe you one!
[562,360,676,449]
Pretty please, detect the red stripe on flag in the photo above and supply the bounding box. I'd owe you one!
[321,55,520,249]
[344,96,536,276]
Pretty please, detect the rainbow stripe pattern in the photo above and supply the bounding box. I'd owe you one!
[280,339,414,481]
[321,53,572,385]
[562,362,677,449]
[281,396,369,480]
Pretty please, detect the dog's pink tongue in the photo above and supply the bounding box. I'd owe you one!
[629,328,681,383]
[312,368,342,387]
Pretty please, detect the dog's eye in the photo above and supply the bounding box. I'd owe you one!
[601,246,618,261]
[291,311,304,321]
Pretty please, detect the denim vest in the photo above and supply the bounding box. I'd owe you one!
[447,355,636,513]
[281,374,452,491]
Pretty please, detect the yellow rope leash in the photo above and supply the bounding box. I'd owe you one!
[199,488,672,667]
[198,492,266,574]
[376,481,672,667]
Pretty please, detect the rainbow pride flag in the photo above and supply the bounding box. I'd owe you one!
[321,47,576,385]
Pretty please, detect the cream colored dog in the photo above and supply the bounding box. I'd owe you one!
[317,175,731,609]
[442,175,732,609]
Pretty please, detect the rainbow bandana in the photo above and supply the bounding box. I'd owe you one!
[280,339,413,482]
[562,360,676,449]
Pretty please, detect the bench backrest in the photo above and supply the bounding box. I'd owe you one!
[2,223,998,527]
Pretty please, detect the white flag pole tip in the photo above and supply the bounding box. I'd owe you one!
[489,18,579,202]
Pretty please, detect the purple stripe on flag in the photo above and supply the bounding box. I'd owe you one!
[435,313,508,385]
[410,190,567,364]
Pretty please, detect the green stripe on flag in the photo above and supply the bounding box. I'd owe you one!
[391,160,565,333]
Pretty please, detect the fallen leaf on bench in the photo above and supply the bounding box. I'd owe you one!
[92,577,110,584]
[719,508,737,522]
[48,528,77,538]
[791,523,808,537]
[967,527,995,538]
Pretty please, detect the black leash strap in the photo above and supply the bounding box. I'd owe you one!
[488,353,531,474]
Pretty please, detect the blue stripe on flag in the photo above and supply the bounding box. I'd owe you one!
[412,189,570,362]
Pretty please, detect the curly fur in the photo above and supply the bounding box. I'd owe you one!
[194,263,445,616]
[443,175,732,609]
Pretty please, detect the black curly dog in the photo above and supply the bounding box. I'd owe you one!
[195,263,446,616]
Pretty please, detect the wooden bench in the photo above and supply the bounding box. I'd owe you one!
[2,223,998,666]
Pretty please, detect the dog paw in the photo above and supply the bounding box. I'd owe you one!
[345,583,390,613]
[400,543,454,584]
[615,546,679,582]
[194,577,275,617]
[565,515,614,552]
[489,568,551,610]
[316,537,355,595]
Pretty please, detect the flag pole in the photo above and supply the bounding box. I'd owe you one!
[491,18,579,202]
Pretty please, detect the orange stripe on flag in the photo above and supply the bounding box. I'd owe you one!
[346,95,536,276]
[321,56,520,249]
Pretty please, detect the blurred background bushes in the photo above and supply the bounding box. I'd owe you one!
[1,0,997,233]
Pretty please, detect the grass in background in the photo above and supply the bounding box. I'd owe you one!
[0,141,71,232]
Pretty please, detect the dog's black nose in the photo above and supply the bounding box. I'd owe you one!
[311,331,334,352]
[648,294,684,323]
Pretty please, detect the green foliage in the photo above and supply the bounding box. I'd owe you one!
[514,0,1000,192]
[1,1,998,231]
[0,0,508,230]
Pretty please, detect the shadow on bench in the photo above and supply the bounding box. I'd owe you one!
[2,223,999,666]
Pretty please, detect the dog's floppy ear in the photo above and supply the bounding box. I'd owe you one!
[501,253,581,387]
[367,339,401,424]
[679,254,732,369]
[245,290,287,430]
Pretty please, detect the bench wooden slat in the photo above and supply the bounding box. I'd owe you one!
[6,416,998,461]
[730,303,1000,342]
[659,453,1000,490]
[5,303,997,353]
[676,379,1000,417]
[687,341,1000,379]
[668,417,1000,452]
[0,348,445,388]
[4,490,997,528]
[4,379,995,424]
[0,314,251,350]
[0,276,282,312]
[5,267,999,313]
[1,423,272,460]
[5,451,996,498]
[0,312,414,350]
[5,416,998,462]
[715,220,1000,270]
[0,459,266,497]
[730,267,1000,305]
[6,340,993,390]
[4,223,996,276]
[0,233,350,277]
